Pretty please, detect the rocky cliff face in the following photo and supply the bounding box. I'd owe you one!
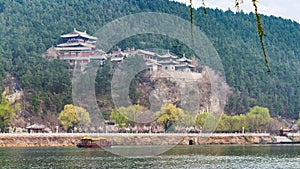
[6,63,230,132]
[133,68,230,115]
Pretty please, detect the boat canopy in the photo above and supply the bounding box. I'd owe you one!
[92,137,107,141]
[81,136,107,141]
[81,136,93,140]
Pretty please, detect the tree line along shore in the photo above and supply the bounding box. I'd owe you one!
[57,104,299,134]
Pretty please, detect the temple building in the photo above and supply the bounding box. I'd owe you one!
[43,27,198,72]
[46,31,196,72]
[174,55,195,72]
[145,51,196,72]
[156,52,179,71]
[53,28,106,66]
[106,48,197,72]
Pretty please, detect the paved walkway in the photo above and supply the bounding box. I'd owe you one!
[0,133,270,137]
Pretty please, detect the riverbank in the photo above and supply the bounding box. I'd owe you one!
[288,133,300,142]
[0,133,280,147]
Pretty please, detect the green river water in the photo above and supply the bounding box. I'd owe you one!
[0,145,299,169]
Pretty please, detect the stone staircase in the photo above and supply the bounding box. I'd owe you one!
[272,136,293,143]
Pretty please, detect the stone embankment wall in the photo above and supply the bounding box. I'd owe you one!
[0,135,82,147]
[181,134,272,145]
[0,133,272,147]
[288,133,300,142]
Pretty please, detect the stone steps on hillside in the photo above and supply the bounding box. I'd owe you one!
[273,136,292,143]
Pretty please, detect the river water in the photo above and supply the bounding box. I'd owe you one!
[0,145,299,169]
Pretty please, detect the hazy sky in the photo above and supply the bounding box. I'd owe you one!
[173,0,300,23]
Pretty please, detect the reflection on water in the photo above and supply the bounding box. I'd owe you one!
[0,145,299,169]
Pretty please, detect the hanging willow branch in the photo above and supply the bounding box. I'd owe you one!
[189,0,206,44]
[202,0,207,14]
[189,0,270,72]
[235,0,244,12]
[190,0,194,44]
[252,0,271,72]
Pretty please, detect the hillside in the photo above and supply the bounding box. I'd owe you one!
[0,0,299,126]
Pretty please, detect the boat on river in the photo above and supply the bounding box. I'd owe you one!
[77,136,112,148]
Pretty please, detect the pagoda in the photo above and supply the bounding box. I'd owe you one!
[175,55,195,72]
[54,28,105,65]
[143,51,196,72]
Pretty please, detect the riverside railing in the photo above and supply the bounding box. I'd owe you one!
[0,132,270,137]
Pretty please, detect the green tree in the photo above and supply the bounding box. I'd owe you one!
[216,113,231,132]
[156,103,185,132]
[109,104,144,128]
[110,107,128,128]
[0,94,16,132]
[195,112,220,132]
[231,114,248,132]
[246,106,271,132]
[247,106,271,118]
[178,113,195,127]
[126,104,143,126]
[195,112,209,128]
[197,112,249,133]
[58,104,91,132]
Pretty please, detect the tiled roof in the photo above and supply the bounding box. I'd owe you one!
[60,28,97,40]
[137,49,156,56]
[176,56,192,62]
[26,124,45,129]
[158,60,179,65]
[55,47,91,51]
[57,42,95,48]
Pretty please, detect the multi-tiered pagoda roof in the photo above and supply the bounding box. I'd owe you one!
[56,28,97,52]
[54,28,106,66]
[60,29,98,41]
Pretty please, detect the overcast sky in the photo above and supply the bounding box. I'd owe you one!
[172,0,300,23]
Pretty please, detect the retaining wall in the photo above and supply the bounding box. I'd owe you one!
[0,133,272,147]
